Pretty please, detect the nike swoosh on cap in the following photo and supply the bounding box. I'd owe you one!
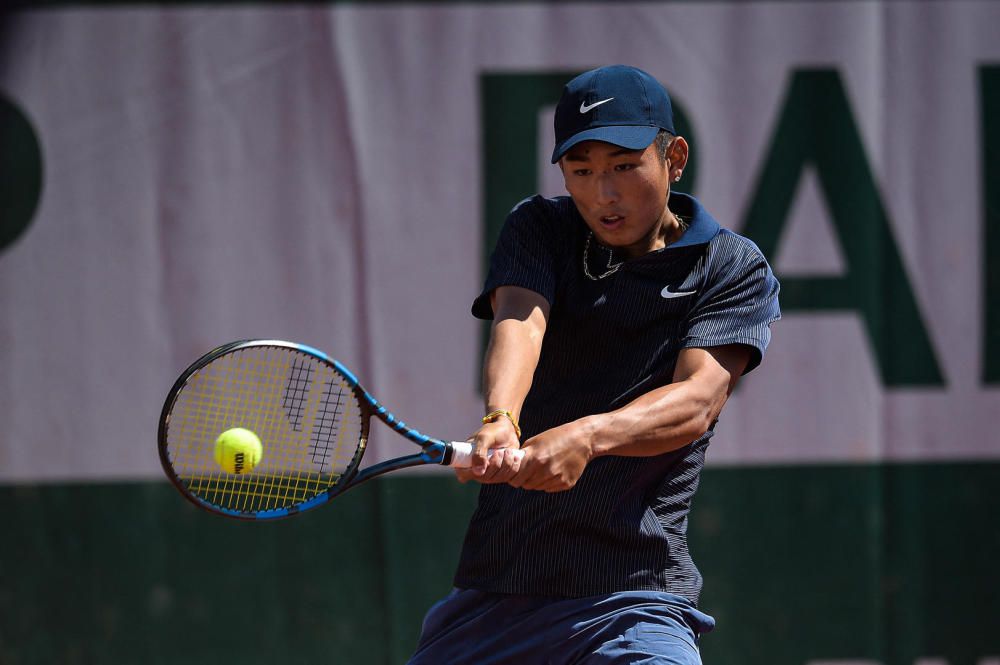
[580,97,614,113]
[660,285,697,299]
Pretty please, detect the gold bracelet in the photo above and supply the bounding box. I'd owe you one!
[482,409,521,439]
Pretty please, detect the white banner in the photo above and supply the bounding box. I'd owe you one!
[1,1,999,481]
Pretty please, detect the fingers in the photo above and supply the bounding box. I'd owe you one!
[478,447,505,481]
[457,447,524,485]
[469,420,520,477]
[507,446,579,493]
[454,419,522,484]
[469,434,490,475]
[481,447,524,483]
[507,448,547,490]
[510,472,576,493]
[454,467,477,484]
[458,443,576,492]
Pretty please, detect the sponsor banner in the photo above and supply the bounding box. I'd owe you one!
[1,2,999,481]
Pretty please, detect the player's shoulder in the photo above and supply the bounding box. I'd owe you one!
[708,228,768,263]
[694,228,774,291]
[505,194,578,236]
[509,194,575,220]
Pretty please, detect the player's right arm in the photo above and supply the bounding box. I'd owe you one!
[456,285,549,483]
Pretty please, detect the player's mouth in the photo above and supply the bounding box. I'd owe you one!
[599,215,625,231]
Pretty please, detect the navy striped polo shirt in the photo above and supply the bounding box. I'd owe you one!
[456,192,780,603]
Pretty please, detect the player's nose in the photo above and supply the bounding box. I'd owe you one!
[595,174,619,206]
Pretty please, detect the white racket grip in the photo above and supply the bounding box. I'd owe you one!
[448,441,525,468]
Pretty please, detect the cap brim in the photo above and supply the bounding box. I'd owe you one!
[550,125,660,163]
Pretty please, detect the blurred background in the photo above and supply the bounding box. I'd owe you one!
[1,2,999,664]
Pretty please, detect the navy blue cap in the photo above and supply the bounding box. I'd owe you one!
[551,65,675,163]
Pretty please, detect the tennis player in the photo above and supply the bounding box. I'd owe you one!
[409,65,780,664]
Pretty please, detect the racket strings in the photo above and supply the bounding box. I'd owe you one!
[309,379,345,466]
[282,358,312,432]
[164,345,365,514]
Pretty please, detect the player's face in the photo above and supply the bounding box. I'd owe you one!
[559,140,673,259]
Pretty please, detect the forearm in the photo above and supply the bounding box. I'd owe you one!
[582,345,749,459]
[506,378,721,493]
[458,287,548,482]
[483,322,544,419]
[582,379,724,458]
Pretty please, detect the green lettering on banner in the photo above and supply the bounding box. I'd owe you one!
[0,93,43,253]
[741,69,944,387]
[982,65,1000,384]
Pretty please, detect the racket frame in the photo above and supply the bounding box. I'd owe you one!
[158,339,460,520]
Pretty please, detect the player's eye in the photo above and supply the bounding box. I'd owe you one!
[614,163,637,172]
[572,169,592,177]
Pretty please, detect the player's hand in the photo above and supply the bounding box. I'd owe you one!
[508,420,594,492]
[455,418,523,484]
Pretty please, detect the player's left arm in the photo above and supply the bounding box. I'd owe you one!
[508,344,750,492]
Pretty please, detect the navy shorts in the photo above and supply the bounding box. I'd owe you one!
[407,588,716,665]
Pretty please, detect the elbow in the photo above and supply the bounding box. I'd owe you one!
[526,318,546,345]
[685,394,725,440]
[684,413,715,442]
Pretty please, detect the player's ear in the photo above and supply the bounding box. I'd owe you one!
[667,136,689,180]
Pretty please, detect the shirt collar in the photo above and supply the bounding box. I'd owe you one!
[665,192,721,249]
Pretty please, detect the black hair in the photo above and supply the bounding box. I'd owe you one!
[654,130,674,162]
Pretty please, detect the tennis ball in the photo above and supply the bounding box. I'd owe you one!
[214,428,262,475]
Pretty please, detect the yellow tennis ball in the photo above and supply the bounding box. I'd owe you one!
[214,428,262,475]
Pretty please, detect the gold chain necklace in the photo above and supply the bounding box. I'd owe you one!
[582,232,623,280]
[582,216,688,281]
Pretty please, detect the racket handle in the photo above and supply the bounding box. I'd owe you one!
[448,441,525,468]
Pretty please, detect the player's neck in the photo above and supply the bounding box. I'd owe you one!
[650,212,686,253]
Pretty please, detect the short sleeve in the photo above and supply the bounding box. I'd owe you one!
[682,234,781,374]
[471,196,565,320]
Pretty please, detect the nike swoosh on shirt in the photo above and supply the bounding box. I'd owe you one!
[580,97,614,113]
[660,286,697,299]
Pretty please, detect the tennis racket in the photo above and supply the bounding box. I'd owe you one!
[158,339,520,520]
